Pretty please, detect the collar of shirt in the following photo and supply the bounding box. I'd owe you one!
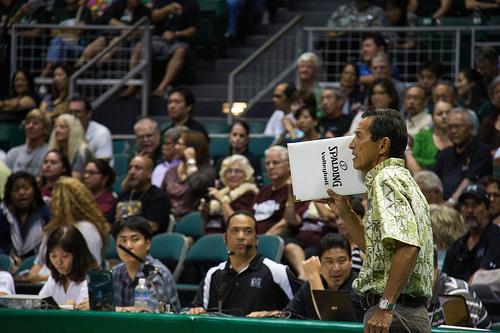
[364,158,405,189]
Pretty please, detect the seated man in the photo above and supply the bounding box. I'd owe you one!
[186,211,302,316]
[112,215,181,312]
[319,87,352,138]
[428,249,491,328]
[128,118,163,166]
[284,233,364,322]
[478,175,500,226]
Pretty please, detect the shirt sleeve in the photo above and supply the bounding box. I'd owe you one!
[0,271,15,295]
[92,126,113,159]
[283,280,315,319]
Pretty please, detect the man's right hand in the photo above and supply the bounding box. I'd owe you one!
[315,189,351,214]
[302,256,321,280]
[186,307,206,315]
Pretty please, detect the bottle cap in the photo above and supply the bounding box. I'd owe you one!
[139,278,146,285]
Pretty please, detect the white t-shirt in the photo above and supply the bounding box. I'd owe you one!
[39,275,88,305]
[86,120,114,166]
[263,110,296,136]
[0,271,15,295]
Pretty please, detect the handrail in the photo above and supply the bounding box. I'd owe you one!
[227,15,303,123]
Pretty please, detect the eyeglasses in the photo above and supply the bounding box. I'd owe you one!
[84,170,101,176]
[225,168,244,175]
[447,124,466,131]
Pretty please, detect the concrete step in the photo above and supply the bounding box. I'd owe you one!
[245,35,270,48]
[289,0,346,12]
[215,59,243,73]
[274,11,332,26]
[227,46,259,59]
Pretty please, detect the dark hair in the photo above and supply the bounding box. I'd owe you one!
[362,108,408,158]
[362,32,387,51]
[367,78,399,109]
[46,225,99,283]
[316,233,352,259]
[170,86,195,110]
[459,68,489,112]
[341,63,360,81]
[111,215,153,241]
[475,46,499,64]
[180,130,211,166]
[283,82,297,100]
[290,88,317,111]
[4,172,44,213]
[40,149,72,188]
[348,196,365,218]
[70,95,92,112]
[87,159,116,189]
[50,65,73,101]
[229,120,251,153]
[11,68,36,97]
[225,210,258,233]
[385,0,409,26]
[478,175,500,191]
[419,60,444,79]
[294,106,320,133]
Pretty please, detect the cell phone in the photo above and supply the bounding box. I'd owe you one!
[18,269,30,276]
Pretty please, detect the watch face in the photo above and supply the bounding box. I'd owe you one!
[379,298,389,309]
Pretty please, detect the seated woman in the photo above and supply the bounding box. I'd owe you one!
[83,159,116,217]
[457,68,495,123]
[0,172,50,264]
[162,130,216,223]
[0,69,40,123]
[214,120,263,187]
[39,65,72,118]
[39,150,72,204]
[339,63,365,116]
[39,224,99,310]
[478,75,500,158]
[20,176,109,283]
[47,114,93,180]
[199,155,258,234]
[294,106,322,141]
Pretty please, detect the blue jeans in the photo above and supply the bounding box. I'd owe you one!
[226,0,245,35]
[46,37,85,64]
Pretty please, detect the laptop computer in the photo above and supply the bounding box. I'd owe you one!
[0,294,60,309]
[312,289,357,322]
[438,294,474,328]
[86,270,115,312]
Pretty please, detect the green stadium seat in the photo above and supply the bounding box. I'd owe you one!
[114,153,129,177]
[0,123,25,151]
[249,136,274,158]
[209,137,230,160]
[248,122,267,134]
[113,140,130,154]
[204,123,231,134]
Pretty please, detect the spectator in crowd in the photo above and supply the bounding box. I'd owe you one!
[358,33,393,87]
[431,108,492,203]
[40,0,91,78]
[327,0,383,35]
[128,118,163,166]
[112,215,181,312]
[38,224,99,310]
[381,0,418,50]
[443,184,500,283]
[21,176,108,283]
[413,170,445,205]
[39,150,72,203]
[215,120,263,187]
[75,0,151,68]
[338,63,365,115]
[293,106,322,142]
[0,69,40,123]
[319,87,352,138]
[6,109,51,176]
[456,68,495,123]
[164,86,208,140]
[162,130,215,222]
[83,159,116,218]
[151,126,184,188]
[284,233,364,321]
[0,162,10,200]
[370,52,406,110]
[69,96,113,164]
[408,0,451,18]
[200,155,258,234]
[187,211,302,316]
[250,146,308,279]
[264,82,296,136]
[429,204,465,270]
[108,156,171,234]
[478,75,500,153]
[405,85,431,137]
[7,0,50,38]
[223,0,268,43]
[475,46,500,85]
[39,65,72,117]
[297,52,322,116]
[0,271,15,296]
[0,172,50,263]
[119,0,199,98]
[429,249,491,328]
[478,175,500,226]
[47,114,93,181]
[418,60,444,111]
[404,101,452,176]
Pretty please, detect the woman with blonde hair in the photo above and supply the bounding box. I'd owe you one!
[47,114,93,181]
[18,176,109,283]
[199,155,259,234]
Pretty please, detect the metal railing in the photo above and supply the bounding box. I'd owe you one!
[11,18,151,116]
[228,15,303,123]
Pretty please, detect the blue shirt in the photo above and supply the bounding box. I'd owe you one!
[112,254,181,312]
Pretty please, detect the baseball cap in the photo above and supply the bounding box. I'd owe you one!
[458,184,490,208]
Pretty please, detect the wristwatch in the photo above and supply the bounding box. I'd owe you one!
[378,298,395,311]
[186,158,197,165]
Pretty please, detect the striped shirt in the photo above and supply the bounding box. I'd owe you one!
[351,245,363,273]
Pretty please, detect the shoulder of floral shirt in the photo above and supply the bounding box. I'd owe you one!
[209,183,259,215]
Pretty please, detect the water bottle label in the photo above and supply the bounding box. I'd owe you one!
[135,290,148,301]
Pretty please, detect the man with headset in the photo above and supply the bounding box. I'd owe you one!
[186,211,302,316]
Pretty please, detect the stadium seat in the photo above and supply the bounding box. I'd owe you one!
[0,123,25,151]
[257,235,284,262]
[249,136,274,158]
[173,212,203,240]
[113,174,126,196]
[103,235,119,260]
[114,153,129,177]
[0,254,14,273]
[113,140,130,154]
[209,137,230,161]
[13,255,36,276]
[150,233,190,282]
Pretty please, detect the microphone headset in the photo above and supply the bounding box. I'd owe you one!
[227,244,254,256]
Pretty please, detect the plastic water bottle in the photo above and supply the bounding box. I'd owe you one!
[134,278,148,312]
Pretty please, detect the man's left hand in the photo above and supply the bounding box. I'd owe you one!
[366,308,393,333]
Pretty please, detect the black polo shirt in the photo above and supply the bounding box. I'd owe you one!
[442,222,500,282]
[319,114,354,137]
[190,254,302,316]
[163,117,209,142]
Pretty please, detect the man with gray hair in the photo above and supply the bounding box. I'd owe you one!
[414,171,444,205]
[151,126,187,187]
[431,108,492,205]
[128,118,163,166]
[297,52,323,116]
[319,87,352,137]
[370,52,406,111]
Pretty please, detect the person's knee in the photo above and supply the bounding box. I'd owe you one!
[173,47,187,58]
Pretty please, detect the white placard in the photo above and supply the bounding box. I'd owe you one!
[288,136,366,201]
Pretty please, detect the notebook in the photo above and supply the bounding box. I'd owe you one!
[312,289,357,322]
[438,294,473,328]
[86,270,115,312]
[0,294,60,309]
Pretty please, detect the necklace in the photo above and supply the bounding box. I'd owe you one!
[129,189,147,202]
